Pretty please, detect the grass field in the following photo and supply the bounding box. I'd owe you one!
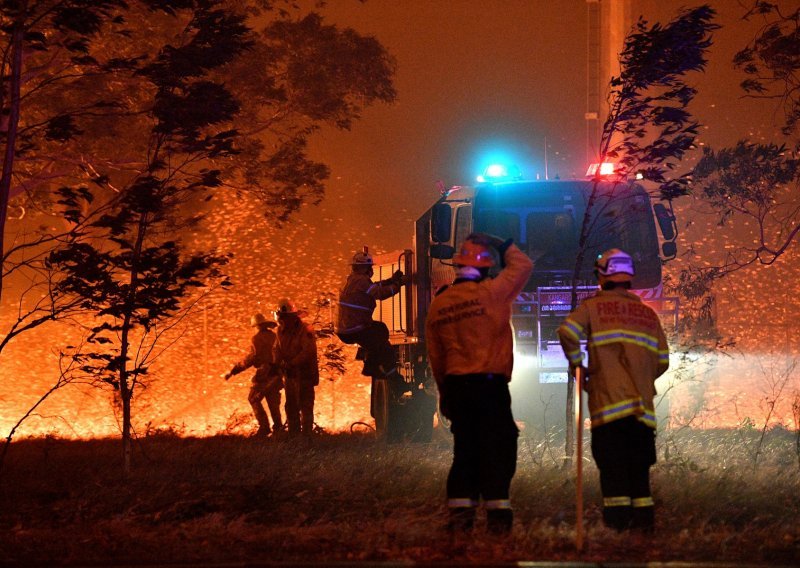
[0,426,798,566]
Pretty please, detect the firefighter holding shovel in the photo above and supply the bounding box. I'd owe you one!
[557,249,669,532]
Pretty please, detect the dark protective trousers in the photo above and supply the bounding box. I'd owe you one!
[248,381,282,433]
[337,321,396,377]
[443,374,519,531]
[591,416,657,531]
[284,377,316,435]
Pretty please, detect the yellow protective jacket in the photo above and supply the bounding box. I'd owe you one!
[425,244,533,385]
[275,318,319,386]
[336,272,401,334]
[231,328,281,386]
[557,288,669,429]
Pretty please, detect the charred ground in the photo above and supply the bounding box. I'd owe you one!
[0,428,798,565]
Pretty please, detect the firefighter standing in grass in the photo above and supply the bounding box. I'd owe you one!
[224,314,284,438]
[274,299,319,436]
[557,249,669,532]
[336,247,406,411]
[425,233,533,534]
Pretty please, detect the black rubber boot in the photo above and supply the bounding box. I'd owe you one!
[602,506,633,532]
[447,507,475,533]
[631,506,655,533]
[486,509,513,535]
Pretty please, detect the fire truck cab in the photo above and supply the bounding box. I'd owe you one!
[369,166,678,441]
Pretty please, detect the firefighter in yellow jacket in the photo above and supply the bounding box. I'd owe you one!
[274,299,319,436]
[557,249,669,532]
[224,314,283,438]
[425,233,533,534]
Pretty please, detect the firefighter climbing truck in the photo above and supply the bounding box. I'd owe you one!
[369,164,679,441]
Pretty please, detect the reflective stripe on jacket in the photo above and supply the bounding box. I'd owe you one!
[557,288,669,429]
[336,272,400,334]
[425,244,533,384]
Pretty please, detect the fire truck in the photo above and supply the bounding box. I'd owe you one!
[368,163,679,441]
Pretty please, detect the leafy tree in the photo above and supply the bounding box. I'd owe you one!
[680,2,800,298]
[46,2,250,471]
[14,1,395,468]
[693,141,800,274]
[565,5,718,461]
[0,0,145,357]
[0,0,145,299]
[1,0,396,350]
[735,1,800,137]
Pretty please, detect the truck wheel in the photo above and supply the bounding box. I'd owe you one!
[372,377,390,435]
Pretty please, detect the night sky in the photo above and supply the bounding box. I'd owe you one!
[299,0,787,258]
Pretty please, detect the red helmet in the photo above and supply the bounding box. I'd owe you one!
[274,298,298,319]
[453,239,495,268]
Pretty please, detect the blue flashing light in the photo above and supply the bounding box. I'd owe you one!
[486,164,508,178]
[477,163,522,183]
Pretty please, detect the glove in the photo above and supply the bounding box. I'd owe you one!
[392,270,406,286]
[486,234,507,250]
[571,365,589,391]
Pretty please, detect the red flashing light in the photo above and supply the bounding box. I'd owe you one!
[585,162,617,177]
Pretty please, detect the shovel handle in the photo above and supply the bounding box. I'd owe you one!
[575,366,585,551]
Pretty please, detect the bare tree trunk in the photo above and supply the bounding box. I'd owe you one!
[0,12,25,306]
[118,211,148,474]
[121,383,132,473]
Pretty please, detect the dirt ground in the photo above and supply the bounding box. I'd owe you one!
[0,429,798,566]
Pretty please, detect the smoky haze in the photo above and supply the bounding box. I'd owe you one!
[1,0,797,438]
[303,0,785,255]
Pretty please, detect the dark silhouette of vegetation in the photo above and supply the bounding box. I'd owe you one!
[735,1,800,136]
[678,2,800,303]
[1,0,396,471]
[565,5,719,461]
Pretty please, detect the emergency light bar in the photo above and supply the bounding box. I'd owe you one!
[585,162,617,177]
[476,163,522,183]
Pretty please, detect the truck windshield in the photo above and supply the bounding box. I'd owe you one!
[473,181,661,289]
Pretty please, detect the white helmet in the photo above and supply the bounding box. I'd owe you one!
[595,248,635,281]
[352,246,373,266]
